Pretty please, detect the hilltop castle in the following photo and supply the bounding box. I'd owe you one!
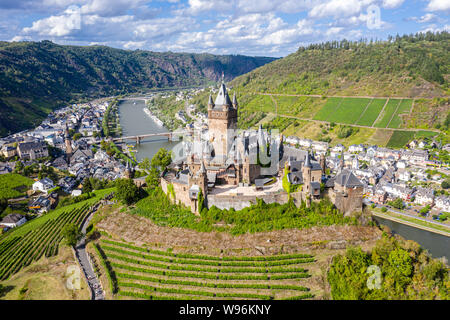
[160,83,363,214]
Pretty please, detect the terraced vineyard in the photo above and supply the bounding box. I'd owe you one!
[0,189,113,281]
[0,204,92,280]
[95,239,316,300]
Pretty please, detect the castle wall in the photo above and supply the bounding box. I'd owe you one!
[331,186,363,215]
[161,178,192,208]
[207,192,290,211]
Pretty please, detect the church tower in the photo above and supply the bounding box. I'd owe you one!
[64,123,73,163]
[207,83,238,164]
[320,153,326,174]
[302,153,312,193]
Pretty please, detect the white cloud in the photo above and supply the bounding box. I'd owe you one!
[309,0,375,19]
[382,0,404,9]
[426,0,450,11]
[419,23,450,33]
[412,13,438,23]
[123,40,146,49]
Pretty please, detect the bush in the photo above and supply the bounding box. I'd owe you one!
[115,179,140,205]
[381,207,388,213]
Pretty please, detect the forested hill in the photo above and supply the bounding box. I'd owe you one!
[0,40,275,136]
[231,32,449,98]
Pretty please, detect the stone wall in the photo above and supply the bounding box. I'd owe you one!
[207,191,290,211]
[161,178,191,208]
[329,187,363,215]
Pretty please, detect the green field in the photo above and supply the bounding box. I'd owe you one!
[386,130,415,148]
[313,97,387,126]
[355,99,387,126]
[387,99,413,129]
[95,238,315,300]
[313,97,342,121]
[244,95,275,113]
[0,188,113,280]
[374,98,401,128]
[386,129,439,148]
[0,173,34,199]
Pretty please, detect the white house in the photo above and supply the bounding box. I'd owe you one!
[348,144,365,153]
[71,189,82,197]
[0,214,27,228]
[396,161,407,169]
[32,178,55,194]
[414,187,434,206]
[435,196,450,212]
[398,170,411,182]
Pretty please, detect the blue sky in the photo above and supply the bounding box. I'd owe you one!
[0,0,448,57]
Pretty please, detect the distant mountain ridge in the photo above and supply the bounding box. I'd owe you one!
[0,40,276,136]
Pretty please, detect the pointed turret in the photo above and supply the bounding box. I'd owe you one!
[304,152,312,168]
[215,83,232,108]
[232,92,238,109]
[208,94,214,110]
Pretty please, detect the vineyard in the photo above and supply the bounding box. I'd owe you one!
[0,188,113,281]
[93,238,316,300]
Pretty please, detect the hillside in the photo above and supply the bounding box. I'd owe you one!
[213,32,450,147]
[0,40,275,136]
[231,32,449,97]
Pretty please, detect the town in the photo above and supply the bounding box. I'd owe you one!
[0,84,449,234]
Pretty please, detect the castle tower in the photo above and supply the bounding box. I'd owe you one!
[207,83,238,164]
[197,160,208,195]
[124,160,134,179]
[302,153,312,193]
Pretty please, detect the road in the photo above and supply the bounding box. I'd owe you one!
[74,202,105,300]
[266,112,440,133]
[364,199,450,234]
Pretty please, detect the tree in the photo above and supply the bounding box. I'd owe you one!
[115,178,139,205]
[62,224,82,247]
[138,157,151,172]
[82,178,93,193]
[151,148,172,170]
[441,179,450,189]
[381,207,387,213]
[389,198,405,210]
[145,167,161,188]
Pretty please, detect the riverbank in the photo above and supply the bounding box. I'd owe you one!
[371,208,450,237]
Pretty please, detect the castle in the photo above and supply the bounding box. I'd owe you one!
[160,83,363,214]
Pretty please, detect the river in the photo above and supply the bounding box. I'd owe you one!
[118,99,179,161]
[373,216,449,261]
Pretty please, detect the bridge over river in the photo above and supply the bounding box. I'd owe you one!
[112,131,186,144]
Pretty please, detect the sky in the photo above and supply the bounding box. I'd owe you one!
[0,0,449,57]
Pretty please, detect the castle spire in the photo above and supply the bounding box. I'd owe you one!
[215,83,232,107]
[304,152,311,168]
[232,92,238,109]
[208,94,214,107]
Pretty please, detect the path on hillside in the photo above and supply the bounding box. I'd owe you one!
[74,196,113,300]
[266,113,440,133]
[254,92,449,100]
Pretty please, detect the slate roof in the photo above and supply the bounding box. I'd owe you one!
[335,169,363,188]
[214,83,232,107]
[1,213,25,224]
